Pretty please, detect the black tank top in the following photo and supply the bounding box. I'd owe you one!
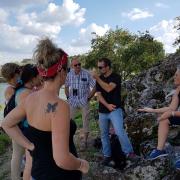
[25,120,82,180]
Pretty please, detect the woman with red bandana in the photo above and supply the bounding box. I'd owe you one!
[2,38,89,180]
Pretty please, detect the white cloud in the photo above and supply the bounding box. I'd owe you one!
[122,8,154,21]
[17,12,62,37]
[0,9,9,24]
[155,2,169,8]
[65,46,90,56]
[16,1,86,36]
[0,0,48,8]
[0,24,38,53]
[149,19,179,53]
[0,0,86,64]
[55,23,110,56]
[39,1,86,26]
[0,52,33,65]
[71,23,110,47]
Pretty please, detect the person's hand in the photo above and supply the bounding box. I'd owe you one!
[158,110,172,121]
[28,143,35,157]
[107,104,116,111]
[137,107,154,113]
[78,159,89,174]
[29,143,35,151]
[91,70,99,80]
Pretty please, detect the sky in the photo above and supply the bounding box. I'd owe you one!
[0,0,179,64]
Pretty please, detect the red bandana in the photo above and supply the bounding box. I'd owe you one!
[37,52,68,77]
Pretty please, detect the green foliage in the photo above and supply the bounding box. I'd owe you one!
[74,113,83,128]
[176,47,180,54]
[73,100,99,135]
[81,29,165,80]
[0,133,11,155]
[0,104,4,111]
[174,16,180,47]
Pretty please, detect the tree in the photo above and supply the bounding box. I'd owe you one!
[120,31,165,79]
[174,16,180,47]
[82,29,165,80]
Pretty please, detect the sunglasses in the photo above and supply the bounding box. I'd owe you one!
[74,63,81,67]
[98,66,106,70]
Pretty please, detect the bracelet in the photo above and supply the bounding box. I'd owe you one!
[171,111,175,117]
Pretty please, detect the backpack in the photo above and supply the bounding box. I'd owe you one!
[93,137,102,149]
[110,134,126,170]
[4,84,24,117]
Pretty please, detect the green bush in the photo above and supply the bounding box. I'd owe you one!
[0,133,11,155]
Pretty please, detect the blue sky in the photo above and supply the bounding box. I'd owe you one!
[0,0,179,64]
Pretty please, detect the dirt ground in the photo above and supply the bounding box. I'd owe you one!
[0,146,11,180]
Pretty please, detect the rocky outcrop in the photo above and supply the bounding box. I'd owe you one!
[124,53,180,116]
[123,53,180,154]
[83,157,178,180]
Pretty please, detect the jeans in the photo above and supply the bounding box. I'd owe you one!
[99,108,133,157]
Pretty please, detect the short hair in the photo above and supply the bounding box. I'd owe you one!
[1,63,20,81]
[21,64,38,84]
[98,58,111,68]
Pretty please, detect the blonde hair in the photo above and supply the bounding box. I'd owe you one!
[33,37,64,69]
[1,63,20,81]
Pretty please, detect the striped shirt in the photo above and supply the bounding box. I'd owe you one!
[65,68,95,107]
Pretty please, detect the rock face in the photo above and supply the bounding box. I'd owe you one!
[123,53,180,154]
[83,157,176,180]
[124,53,180,116]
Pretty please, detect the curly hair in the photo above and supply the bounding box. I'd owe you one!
[33,37,65,69]
[1,63,20,81]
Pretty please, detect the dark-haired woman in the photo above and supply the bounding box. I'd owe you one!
[3,64,40,180]
[15,64,41,180]
[2,38,89,180]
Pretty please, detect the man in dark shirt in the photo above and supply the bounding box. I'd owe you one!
[92,58,135,165]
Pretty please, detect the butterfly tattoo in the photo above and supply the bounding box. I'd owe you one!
[46,102,58,113]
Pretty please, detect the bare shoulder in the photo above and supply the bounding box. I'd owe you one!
[25,91,38,103]
[5,85,14,92]
[49,99,69,120]
[4,86,15,101]
[18,89,32,102]
[58,99,69,108]
[50,99,69,114]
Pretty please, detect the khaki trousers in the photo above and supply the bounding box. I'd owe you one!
[70,103,90,133]
[11,140,24,180]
